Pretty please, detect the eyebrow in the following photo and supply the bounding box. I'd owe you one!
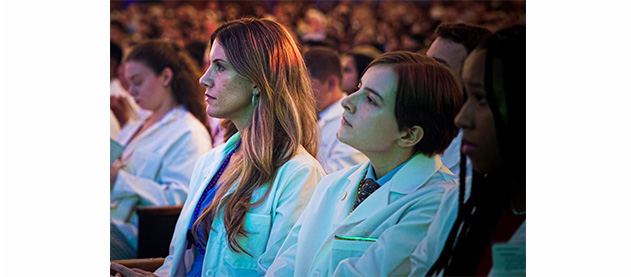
[365,87,384,102]
[128,74,140,81]
[212,58,228,65]
[431,56,448,66]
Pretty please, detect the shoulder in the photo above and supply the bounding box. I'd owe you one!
[277,146,324,174]
[194,146,223,167]
[316,161,367,192]
[326,161,365,180]
[427,166,459,190]
[161,110,210,145]
[173,110,208,134]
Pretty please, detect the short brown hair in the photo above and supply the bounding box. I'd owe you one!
[434,23,492,53]
[367,51,463,156]
[303,46,343,86]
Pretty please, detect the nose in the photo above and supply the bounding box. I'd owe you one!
[454,98,472,129]
[127,85,137,96]
[341,94,355,114]
[199,67,213,88]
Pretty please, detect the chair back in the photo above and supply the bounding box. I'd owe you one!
[137,204,183,258]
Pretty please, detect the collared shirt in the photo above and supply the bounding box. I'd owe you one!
[364,160,407,186]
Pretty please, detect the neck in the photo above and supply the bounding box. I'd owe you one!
[148,94,178,125]
[231,114,252,135]
[318,89,344,115]
[365,147,414,180]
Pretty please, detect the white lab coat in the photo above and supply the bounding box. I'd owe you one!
[111,109,121,139]
[407,184,459,276]
[110,106,211,250]
[407,183,525,276]
[317,98,368,174]
[154,133,325,277]
[266,153,458,277]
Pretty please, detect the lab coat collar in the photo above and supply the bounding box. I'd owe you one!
[329,162,369,225]
[390,153,442,194]
[199,132,241,188]
[343,153,442,225]
[123,105,184,147]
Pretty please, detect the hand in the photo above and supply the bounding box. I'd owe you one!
[111,95,131,127]
[110,262,158,277]
[110,159,122,190]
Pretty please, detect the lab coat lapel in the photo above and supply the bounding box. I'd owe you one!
[389,153,442,196]
[124,106,180,149]
[170,133,240,275]
[343,153,442,225]
[332,163,369,226]
[198,133,240,192]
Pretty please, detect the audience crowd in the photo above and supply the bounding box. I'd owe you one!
[111,0,525,66]
[110,1,526,276]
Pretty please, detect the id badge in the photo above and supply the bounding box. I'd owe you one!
[492,242,525,276]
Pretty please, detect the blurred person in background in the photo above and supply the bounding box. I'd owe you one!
[426,23,491,177]
[110,40,212,260]
[111,40,149,128]
[304,47,368,174]
[427,23,492,80]
[340,46,381,95]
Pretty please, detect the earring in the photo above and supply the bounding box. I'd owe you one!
[252,88,259,105]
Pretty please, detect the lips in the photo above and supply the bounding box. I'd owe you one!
[461,139,477,156]
[342,116,352,127]
[205,93,216,101]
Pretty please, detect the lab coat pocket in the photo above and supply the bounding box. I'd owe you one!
[330,236,375,273]
[224,213,272,270]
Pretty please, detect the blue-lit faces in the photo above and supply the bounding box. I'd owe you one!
[199,40,255,128]
[337,65,404,155]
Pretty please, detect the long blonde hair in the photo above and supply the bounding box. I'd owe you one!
[192,17,319,255]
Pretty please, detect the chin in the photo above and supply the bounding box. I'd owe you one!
[337,132,358,150]
[206,107,218,118]
[470,160,501,174]
[336,130,348,143]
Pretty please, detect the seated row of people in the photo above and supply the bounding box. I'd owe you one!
[110,17,525,276]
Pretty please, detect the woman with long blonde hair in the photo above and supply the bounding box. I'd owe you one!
[111,17,324,276]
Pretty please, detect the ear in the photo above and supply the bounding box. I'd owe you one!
[161,67,174,87]
[327,75,338,91]
[397,125,424,149]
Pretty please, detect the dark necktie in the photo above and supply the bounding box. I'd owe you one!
[352,178,380,211]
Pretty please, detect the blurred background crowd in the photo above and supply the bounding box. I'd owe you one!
[111,0,525,73]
